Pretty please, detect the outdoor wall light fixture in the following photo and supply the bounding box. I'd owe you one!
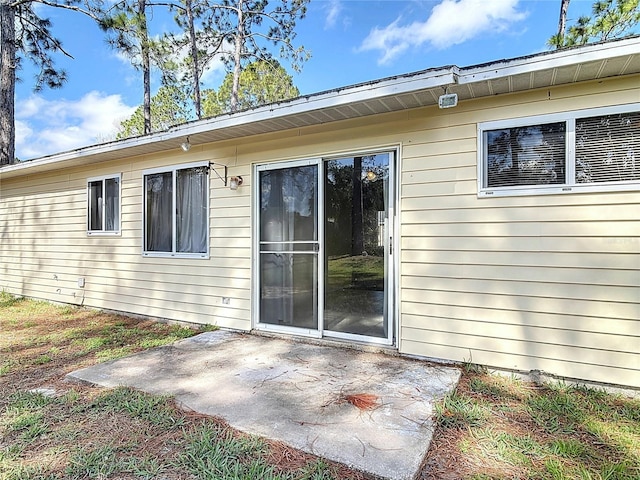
[229,176,243,190]
[438,85,458,109]
[438,93,458,109]
[180,137,191,152]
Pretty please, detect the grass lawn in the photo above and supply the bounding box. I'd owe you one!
[326,255,384,290]
[0,293,364,480]
[1,292,639,479]
[421,367,639,479]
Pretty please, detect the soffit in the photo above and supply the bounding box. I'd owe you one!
[1,37,639,180]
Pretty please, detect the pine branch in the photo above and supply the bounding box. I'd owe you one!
[26,0,100,21]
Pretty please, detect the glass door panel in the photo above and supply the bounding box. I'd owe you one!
[260,253,317,329]
[258,164,319,330]
[324,153,391,340]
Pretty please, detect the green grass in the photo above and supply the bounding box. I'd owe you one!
[0,291,22,308]
[326,255,384,289]
[468,427,546,468]
[2,294,638,480]
[64,445,125,479]
[1,379,351,480]
[0,296,364,480]
[427,371,640,479]
[176,424,340,480]
[176,424,280,479]
[90,386,184,428]
[434,391,492,429]
[123,455,169,479]
[0,361,15,376]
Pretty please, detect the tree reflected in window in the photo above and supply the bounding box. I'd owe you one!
[486,123,566,187]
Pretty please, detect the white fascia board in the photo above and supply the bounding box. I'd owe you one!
[5,37,638,174]
[458,36,640,84]
[0,151,80,175]
[1,67,457,175]
[0,134,163,177]
[168,68,459,138]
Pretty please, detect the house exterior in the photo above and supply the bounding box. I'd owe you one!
[1,37,639,388]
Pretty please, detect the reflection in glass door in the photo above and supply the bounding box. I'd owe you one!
[324,153,392,342]
[256,152,394,344]
[258,162,319,332]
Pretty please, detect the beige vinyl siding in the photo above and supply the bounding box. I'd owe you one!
[0,153,252,330]
[399,75,640,387]
[1,73,638,387]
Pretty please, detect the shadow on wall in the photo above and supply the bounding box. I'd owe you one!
[1,178,89,305]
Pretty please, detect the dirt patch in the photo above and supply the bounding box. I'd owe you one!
[1,302,379,479]
[4,299,638,480]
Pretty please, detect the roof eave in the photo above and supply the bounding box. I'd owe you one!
[459,35,640,84]
[2,36,639,179]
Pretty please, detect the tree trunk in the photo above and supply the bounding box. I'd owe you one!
[185,0,202,119]
[351,156,364,256]
[509,128,522,184]
[0,0,16,164]
[557,0,571,48]
[230,0,244,112]
[138,0,151,134]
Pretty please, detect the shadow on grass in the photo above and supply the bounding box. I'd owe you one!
[426,371,640,480]
[0,299,214,380]
[0,297,372,480]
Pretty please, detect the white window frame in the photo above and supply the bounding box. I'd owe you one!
[87,173,122,236]
[142,161,210,259]
[477,103,640,197]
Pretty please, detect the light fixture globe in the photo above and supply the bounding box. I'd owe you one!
[229,176,243,190]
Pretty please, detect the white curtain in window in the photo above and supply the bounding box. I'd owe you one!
[177,167,208,253]
[105,177,120,231]
[146,172,173,252]
[89,181,102,230]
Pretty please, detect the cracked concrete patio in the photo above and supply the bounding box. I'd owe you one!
[67,330,461,480]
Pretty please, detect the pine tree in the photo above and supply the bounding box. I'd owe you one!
[549,0,640,48]
[98,0,157,135]
[212,0,309,112]
[201,60,299,116]
[117,85,190,138]
[0,0,96,164]
[164,0,225,120]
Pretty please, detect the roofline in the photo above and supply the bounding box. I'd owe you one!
[168,68,459,139]
[460,34,640,83]
[1,67,460,176]
[2,35,639,177]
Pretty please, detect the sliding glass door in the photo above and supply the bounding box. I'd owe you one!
[256,151,395,344]
[257,160,320,333]
[324,153,392,342]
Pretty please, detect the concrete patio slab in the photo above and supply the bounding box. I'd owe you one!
[66,331,460,480]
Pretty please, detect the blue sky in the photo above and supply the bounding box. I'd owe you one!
[14,0,597,160]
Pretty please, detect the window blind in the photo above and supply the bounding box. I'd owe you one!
[576,112,640,183]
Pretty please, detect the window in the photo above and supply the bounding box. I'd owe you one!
[87,174,121,234]
[143,162,209,257]
[485,122,566,188]
[478,104,640,196]
[576,112,640,184]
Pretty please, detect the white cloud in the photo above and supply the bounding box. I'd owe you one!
[15,91,137,160]
[359,0,528,65]
[195,42,229,87]
[14,120,33,150]
[324,0,343,29]
[200,59,227,87]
